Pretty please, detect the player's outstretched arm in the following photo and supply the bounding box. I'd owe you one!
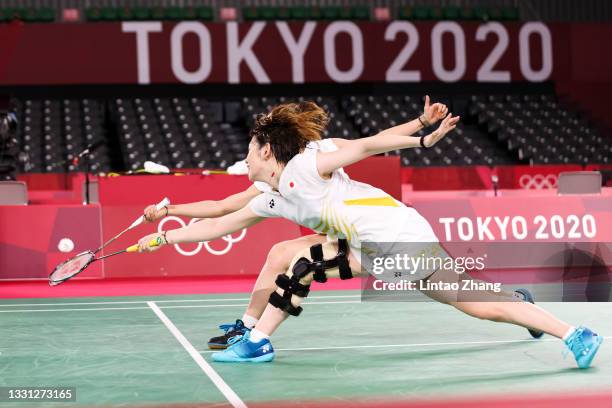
[318,113,459,176]
[142,184,261,222]
[376,95,448,137]
[137,205,263,252]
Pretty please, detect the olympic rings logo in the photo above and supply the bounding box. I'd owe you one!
[518,174,557,190]
[158,216,247,257]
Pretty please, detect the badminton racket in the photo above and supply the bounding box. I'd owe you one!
[48,197,170,286]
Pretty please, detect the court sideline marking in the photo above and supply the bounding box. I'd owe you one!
[0,300,362,313]
[0,294,361,307]
[147,301,247,408]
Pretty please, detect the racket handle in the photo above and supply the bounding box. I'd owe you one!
[126,236,164,253]
[156,197,171,210]
[129,197,171,229]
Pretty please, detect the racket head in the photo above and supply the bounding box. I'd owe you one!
[49,251,96,286]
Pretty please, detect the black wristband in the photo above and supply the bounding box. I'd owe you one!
[163,205,169,217]
[162,230,168,244]
[420,135,429,149]
[418,114,429,128]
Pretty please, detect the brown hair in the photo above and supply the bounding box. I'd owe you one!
[250,101,329,165]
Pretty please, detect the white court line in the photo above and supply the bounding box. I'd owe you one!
[159,300,361,309]
[148,301,246,408]
[199,336,612,354]
[0,306,153,313]
[0,294,361,308]
[0,300,360,313]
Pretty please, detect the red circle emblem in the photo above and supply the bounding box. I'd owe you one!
[289,182,294,188]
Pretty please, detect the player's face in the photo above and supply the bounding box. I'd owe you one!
[245,138,266,181]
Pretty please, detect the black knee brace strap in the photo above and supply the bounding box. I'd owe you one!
[299,238,352,283]
[269,291,303,316]
[268,239,353,317]
[335,239,352,280]
[269,274,310,316]
[275,274,310,297]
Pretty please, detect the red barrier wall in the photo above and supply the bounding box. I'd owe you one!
[0,204,103,280]
[2,186,611,281]
[4,161,612,281]
[403,164,612,190]
[14,163,611,196]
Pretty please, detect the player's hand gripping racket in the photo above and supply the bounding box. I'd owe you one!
[48,197,170,286]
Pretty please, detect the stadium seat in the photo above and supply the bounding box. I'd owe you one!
[242,7,258,20]
[413,6,432,20]
[443,6,461,20]
[351,6,370,20]
[2,8,24,21]
[501,7,519,20]
[117,7,134,20]
[150,7,165,20]
[290,6,309,20]
[321,6,341,20]
[85,8,102,21]
[459,6,475,20]
[100,7,118,21]
[473,6,489,21]
[197,6,214,20]
[132,7,151,20]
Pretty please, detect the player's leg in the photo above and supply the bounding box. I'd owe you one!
[212,240,362,362]
[420,267,569,337]
[419,267,603,368]
[208,234,327,349]
[244,234,328,321]
[255,240,360,336]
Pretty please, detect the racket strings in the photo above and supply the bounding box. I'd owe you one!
[49,252,95,284]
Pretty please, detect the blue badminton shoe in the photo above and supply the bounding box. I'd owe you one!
[564,326,604,369]
[208,319,248,350]
[211,331,275,363]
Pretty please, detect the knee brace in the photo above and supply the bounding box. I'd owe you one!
[303,238,352,283]
[268,239,353,316]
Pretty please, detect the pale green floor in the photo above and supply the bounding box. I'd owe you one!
[1,291,611,407]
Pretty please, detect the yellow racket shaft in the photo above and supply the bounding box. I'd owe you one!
[126,236,163,253]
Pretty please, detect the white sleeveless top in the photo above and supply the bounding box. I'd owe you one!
[252,139,344,193]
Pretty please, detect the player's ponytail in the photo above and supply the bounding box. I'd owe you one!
[250,101,329,165]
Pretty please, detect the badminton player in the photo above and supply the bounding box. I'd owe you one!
[142,105,344,348]
[137,99,603,368]
[143,97,450,349]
